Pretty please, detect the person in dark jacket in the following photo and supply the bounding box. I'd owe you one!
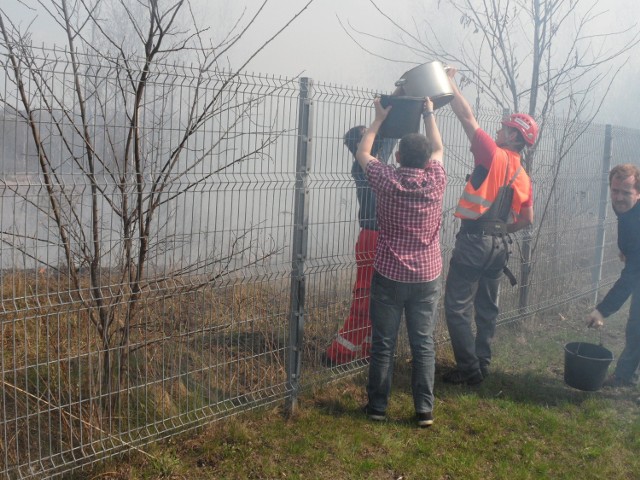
[587,163,640,387]
[323,86,404,366]
[322,129,396,365]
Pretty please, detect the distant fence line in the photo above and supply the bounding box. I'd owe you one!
[0,49,637,479]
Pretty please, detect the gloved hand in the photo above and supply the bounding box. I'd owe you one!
[586,309,604,329]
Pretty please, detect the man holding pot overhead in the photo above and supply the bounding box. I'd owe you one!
[587,163,640,388]
[322,87,404,366]
[443,66,537,385]
[322,125,396,366]
[358,96,446,427]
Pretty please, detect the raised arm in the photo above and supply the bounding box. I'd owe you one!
[422,97,443,163]
[356,97,391,172]
[446,66,480,142]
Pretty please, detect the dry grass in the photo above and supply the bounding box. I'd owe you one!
[1,270,342,478]
[3,265,616,478]
[82,306,640,480]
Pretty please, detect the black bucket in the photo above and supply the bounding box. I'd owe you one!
[378,95,425,139]
[564,342,613,391]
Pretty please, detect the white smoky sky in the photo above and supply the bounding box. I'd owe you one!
[2,0,640,127]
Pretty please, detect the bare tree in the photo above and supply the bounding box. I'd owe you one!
[343,0,640,308]
[0,0,314,408]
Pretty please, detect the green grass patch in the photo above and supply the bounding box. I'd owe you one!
[86,309,640,479]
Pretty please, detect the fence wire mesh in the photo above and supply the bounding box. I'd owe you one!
[0,48,636,478]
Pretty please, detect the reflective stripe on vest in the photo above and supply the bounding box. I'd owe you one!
[335,334,358,352]
[460,191,493,208]
[455,205,482,219]
[455,149,529,220]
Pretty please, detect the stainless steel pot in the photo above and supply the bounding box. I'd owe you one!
[395,61,453,109]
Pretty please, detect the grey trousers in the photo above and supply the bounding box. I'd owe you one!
[444,232,509,372]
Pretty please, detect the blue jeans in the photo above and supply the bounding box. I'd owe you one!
[366,271,440,414]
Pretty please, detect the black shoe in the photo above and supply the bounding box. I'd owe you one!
[416,411,434,428]
[320,352,346,368]
[442,368,484,386]
[320,352,333,368]
[363,404,386,422]
[602,375,634,388]
[480,364,490,378]
[321,351,356,368]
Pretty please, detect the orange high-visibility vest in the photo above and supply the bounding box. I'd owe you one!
[454,148,531,221]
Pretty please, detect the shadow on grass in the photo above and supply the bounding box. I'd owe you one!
[434,361,640,410]
[318,357,638,412]
[311,345,640,431]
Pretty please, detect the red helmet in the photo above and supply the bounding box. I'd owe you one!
[502,113,538,145]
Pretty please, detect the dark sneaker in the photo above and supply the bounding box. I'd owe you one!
[416,411,434,428]
[480,364,490,378]
[320,352,334,367]
[442,368,484,386]
[321,351,356,367]
[602,375,634,388]
[363,404,386,422]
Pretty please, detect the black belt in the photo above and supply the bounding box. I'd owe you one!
[459,220,517,286]
[460,220,507,236]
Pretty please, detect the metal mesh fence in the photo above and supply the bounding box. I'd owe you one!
[0,48,636,478]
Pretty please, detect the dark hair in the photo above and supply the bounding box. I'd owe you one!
[507,127,527,153]
[609,163,640,190]
[343,126,365,156]
[343,125,385,158]
[398,133,432,168]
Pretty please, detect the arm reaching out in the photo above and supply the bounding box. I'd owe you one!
[423,97,443,163]
[356,97,391,172]
[446,66,480,142]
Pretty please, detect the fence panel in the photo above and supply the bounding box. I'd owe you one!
[0,48,638,478]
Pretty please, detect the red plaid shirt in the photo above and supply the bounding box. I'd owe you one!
[366,160,446,282]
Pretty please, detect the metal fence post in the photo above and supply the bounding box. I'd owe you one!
[591,124,612,303]
[285,77,313,416]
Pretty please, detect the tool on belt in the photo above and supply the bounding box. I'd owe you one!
[462,162,523,286]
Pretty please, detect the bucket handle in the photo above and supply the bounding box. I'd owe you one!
[576,328,605,356]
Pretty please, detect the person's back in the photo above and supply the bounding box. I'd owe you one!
[354,97,446,428]
[366,133,445,282]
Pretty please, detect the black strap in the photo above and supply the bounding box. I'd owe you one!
[503,265,518,286]
[506,166,523,188]
[500,234,517,286]
[460,220,507,235]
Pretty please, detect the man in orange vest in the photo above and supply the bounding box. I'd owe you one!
[442,66,537,385]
